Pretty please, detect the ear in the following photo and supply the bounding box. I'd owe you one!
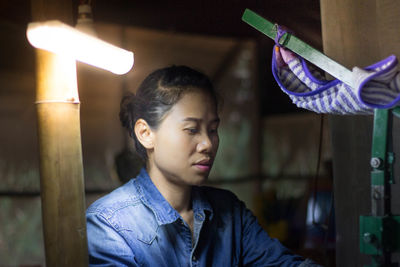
[134,119,155,149]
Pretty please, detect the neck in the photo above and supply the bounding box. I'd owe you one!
[146,161,195,235]
[147,164,192,214]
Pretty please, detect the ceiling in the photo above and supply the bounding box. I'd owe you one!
[0,0,322,114]
[0,0,322,64]
[89,0,322,47]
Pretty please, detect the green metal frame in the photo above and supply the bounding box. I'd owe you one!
[360,107,400,266]
[241,8,400,267]
[360,215,400,254]
[241,9,354,88]
[371,109,390,189]
[360,216,400,264]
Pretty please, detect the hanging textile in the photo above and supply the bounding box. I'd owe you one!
[272,46,400,115]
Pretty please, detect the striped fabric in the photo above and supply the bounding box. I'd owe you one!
[272,46,400,114]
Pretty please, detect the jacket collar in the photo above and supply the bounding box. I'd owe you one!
[134,168,213,225]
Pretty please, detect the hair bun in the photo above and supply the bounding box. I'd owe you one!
[119,92,136,137]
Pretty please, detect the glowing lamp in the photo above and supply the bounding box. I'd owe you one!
[27,20,134,75]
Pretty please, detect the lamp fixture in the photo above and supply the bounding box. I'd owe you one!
[27,20,134,75]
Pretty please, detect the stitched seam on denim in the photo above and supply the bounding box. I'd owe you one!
[97,199,142,220]
[120,225,159,245]
[135,181,166,225]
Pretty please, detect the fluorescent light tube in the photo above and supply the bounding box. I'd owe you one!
[27,20,134,75]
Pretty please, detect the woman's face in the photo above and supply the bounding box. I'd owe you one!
[148,89,219,187]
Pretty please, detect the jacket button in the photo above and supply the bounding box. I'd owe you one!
[195,213,204,221]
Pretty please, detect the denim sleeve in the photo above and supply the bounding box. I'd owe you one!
[239,200,315,267]
[299,259,324,267]
[86,211,139,266]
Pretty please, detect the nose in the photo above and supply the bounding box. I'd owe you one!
[197,135,213,153]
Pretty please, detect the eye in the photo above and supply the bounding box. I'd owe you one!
[209,128,218,134]
[185,128,199,134]
[209,122,219,135]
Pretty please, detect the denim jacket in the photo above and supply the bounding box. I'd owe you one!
[86,168,319,266]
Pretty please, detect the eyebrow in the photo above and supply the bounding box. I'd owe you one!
[182,117,220,124]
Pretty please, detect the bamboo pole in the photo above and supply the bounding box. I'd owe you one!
[31,0,88,266]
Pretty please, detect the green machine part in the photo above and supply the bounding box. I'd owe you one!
[370,109,390,187]
[359,215,400,267]
[360,107,400,267]
[359,215,400,255]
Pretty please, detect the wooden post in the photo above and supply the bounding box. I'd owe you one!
[320,0,400,265]
[31,0,88,266]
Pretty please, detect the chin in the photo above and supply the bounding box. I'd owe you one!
[190,174,209,186]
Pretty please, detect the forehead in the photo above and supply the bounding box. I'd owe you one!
[166,90,218,121]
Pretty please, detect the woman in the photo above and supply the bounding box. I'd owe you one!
[86,66,319,266]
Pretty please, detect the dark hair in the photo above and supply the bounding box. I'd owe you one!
[120,65,218,161]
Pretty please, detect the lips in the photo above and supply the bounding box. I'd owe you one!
[195,159,211,165]
[194,158,212,172]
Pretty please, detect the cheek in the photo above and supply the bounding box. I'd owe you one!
[156,130,194,157]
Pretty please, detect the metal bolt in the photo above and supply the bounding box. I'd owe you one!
[370,157,382,168]
[363,232,375,243]
[373,190,381,200]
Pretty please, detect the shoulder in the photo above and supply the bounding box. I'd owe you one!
[86,179,159,244]
[86,179,142,219]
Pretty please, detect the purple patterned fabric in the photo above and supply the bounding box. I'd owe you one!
[272,45,400,114]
